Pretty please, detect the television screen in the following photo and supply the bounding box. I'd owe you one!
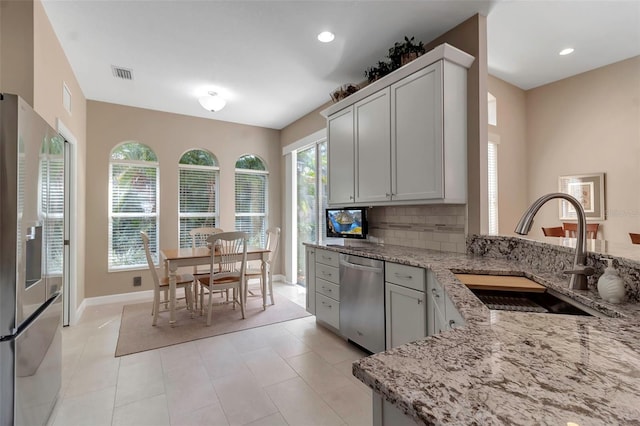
[326,207,367,239]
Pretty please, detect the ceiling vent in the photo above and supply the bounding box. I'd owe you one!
[111,65,133,80]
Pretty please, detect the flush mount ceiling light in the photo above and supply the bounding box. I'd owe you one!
[198,91,226,112]
[317,31,335,43]
[559,48,575,56]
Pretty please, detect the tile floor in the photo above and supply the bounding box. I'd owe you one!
[49,282,372,426]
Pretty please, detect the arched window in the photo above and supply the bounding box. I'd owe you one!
[109,142,159,269]
[178,149,219,248]
[235,154,268,246]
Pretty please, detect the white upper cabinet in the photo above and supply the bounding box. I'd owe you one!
[327,108,355,205]
[322,43,473,207]
[391,63,443,201]
[355,88,391,203]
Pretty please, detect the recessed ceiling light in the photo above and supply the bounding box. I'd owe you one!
[559,48,574,56]
[317,31,335,43]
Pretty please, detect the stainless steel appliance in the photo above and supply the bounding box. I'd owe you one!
[1,94,64,426]
[339,254,385,353]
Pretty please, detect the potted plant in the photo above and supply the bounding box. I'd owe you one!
[388,36,425,68]
[364,60,393,83]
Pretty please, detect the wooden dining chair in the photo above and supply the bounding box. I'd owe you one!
[244,227,280,307]
[563,222,599,239]
[189,227,225,308]
[197,231,247,326]
[141,231,193,326]
[630,233,640,245]
[541,226,565,237]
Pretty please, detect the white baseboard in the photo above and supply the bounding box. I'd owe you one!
[73,290,154,324]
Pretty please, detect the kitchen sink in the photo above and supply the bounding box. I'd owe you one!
[469,288,601,317]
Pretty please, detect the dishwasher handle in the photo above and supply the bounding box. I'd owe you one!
[339,258,384,274]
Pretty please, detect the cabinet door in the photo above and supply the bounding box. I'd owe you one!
[391,62,444,201]
[385,282,426,350]
[305,247,316,315]
[327,108,355,205]
[355,88,391,203]
[445,293,465,330]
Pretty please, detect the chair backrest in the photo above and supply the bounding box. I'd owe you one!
[630,233,640,245]
[190,227,224,248]
[542,226,564,237]
[265,227,281,264]
[140,231,160,289]
[563,222,599,239]
[207,231,248,278]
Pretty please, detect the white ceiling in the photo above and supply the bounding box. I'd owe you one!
[41,1,640,130]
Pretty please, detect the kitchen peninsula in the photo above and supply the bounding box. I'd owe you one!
[305,236,640,425]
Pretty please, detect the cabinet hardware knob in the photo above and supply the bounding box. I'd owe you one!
[394,273,412,280]
[417,299,422,304]
[432,288,439,297]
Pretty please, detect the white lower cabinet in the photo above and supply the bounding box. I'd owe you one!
[427,270,465,335]
[305,246,315,315]
[373,395,421,426]
[314,248,340,330]
[384,263,426,350]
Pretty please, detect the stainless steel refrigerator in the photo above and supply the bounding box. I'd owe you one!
[0,94,64,426]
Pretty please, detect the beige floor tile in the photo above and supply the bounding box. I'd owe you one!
[112,394,170,426]
[64,356,120,398]
[169,401,229,426]
[241,347,298,387]
[119,347,162,368]
[227,323,290,354]
[265,377,343,426]
[320,382,372,424]
[212,371,278,425]
[285,352,353,396]
[243,412,288,426]
[164,362,211,390]
[333,359,372,391]
[267,333,312,359]
[161,341,203,373]
[199,339,248,380]
[115,375,165,408]
[51,386,116,426]
[166,379,217,419]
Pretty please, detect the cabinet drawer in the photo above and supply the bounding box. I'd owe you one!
[317,278,340,301]
[316,293,340,330]
[316,249,340,267]
[385,263,425,291]
[316,263,339,284]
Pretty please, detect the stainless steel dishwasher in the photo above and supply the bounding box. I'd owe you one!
[339,254,385,353]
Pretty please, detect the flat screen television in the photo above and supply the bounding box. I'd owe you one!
[326,207,367,239]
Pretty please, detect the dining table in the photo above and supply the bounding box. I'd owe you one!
[160,245,270,325]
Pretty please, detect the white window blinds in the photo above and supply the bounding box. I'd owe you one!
[179,165,219,248]
[488,142,499,235]
[39,155,65,275]
[235,170,268,247]
[109,161,158,269]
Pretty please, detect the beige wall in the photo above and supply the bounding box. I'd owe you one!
[487,75,528,235]
[525,56,640,244]
[425,14,488,235]
[280,102,330,149]
[86,101,282,297]
[0,0,34,104]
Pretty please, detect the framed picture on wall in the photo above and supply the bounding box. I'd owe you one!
[558,173,605,220]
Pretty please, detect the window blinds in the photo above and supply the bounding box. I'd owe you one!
[235,172,267,246]
[488,142,499,235]
[109,163,158,268]
[40,157,65,275]
[179,167,219,248]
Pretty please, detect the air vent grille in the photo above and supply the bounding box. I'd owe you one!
[111,66,133,80]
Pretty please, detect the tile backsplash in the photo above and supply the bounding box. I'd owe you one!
[367,204,466,253]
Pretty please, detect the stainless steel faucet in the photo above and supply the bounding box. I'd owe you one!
[514,192,594,290]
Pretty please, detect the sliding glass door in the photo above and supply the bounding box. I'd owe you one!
[296,141,327,285]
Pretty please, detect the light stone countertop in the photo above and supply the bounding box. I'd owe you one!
[306,242,640,425]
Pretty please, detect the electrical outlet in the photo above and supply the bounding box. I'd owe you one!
[133,276,142,287]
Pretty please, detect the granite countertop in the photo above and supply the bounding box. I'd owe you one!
[306,242,640,425]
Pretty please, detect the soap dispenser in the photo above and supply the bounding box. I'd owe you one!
[597,258,625,304]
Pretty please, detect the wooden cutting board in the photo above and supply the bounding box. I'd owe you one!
[455,274,546,293]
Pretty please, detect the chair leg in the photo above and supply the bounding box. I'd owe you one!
[268,269,275,305]
[152,290,160,326]
[200,283,204,316]
[206,286,213,326]
[239,285,246,319]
